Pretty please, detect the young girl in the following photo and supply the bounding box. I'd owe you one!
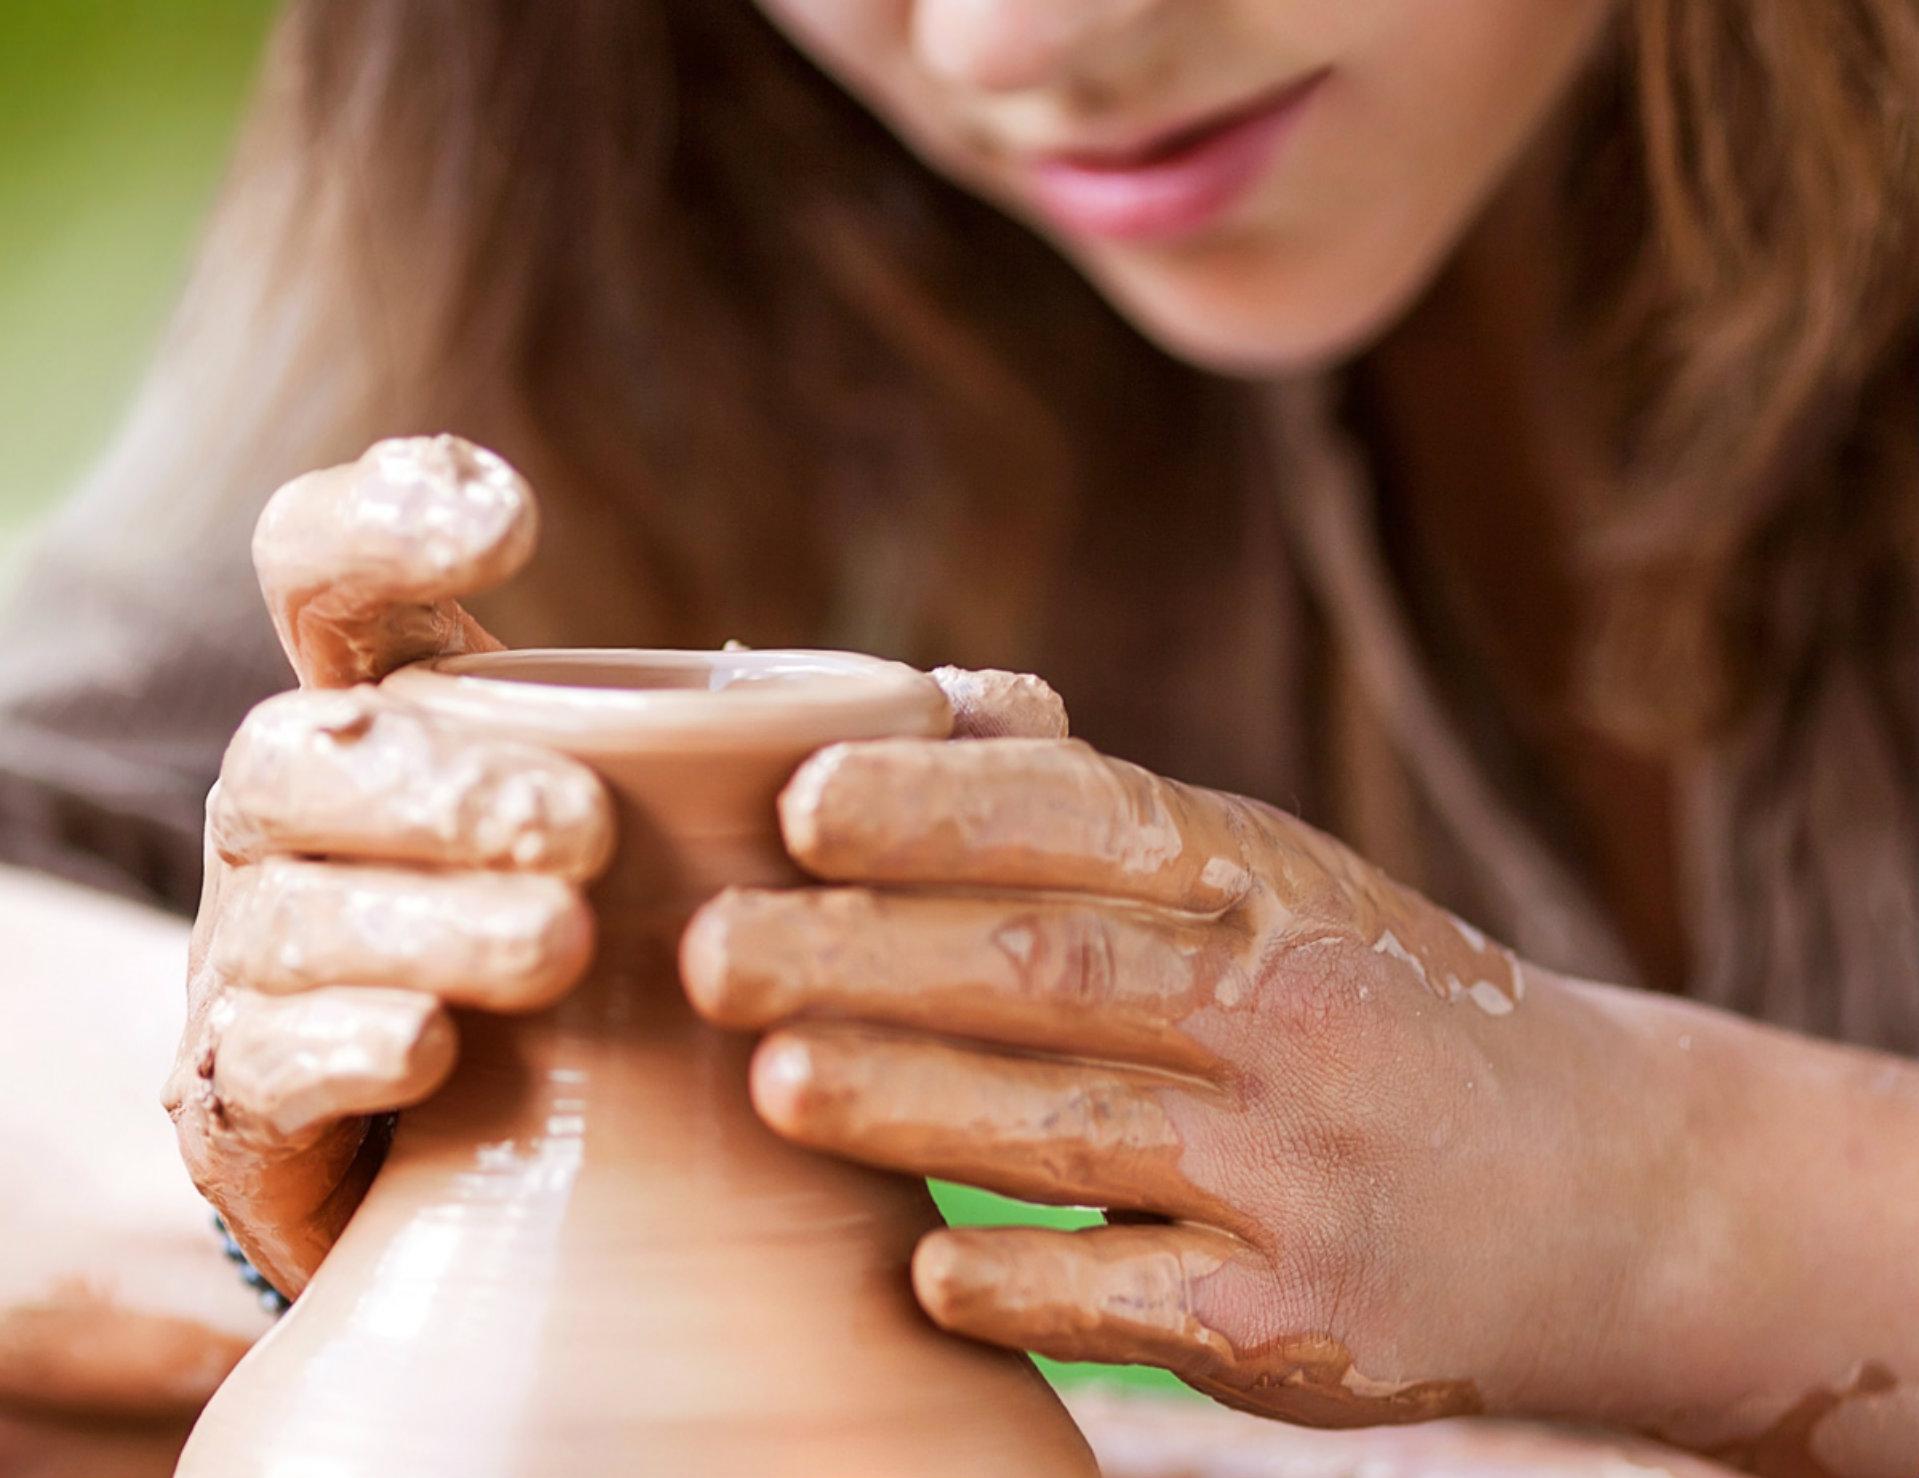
[7,3,1919,1473]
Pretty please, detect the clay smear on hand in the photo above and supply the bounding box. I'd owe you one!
[750,1024,1230,1220]
[782,737,1522,1018]
[929,666,1071,740]
[1699,1362,1906,1478]
[782,738,1256,914]
[915,1224,1480,1427]
[215,858,594,1012]
[210,687,612,879]
[252,435,531,688]
[1251,805,1525,1017]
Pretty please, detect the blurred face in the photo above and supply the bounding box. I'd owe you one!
[754,0,1618,372]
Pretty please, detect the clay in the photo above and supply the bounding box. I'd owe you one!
[915,1225,1481,1428]
[0,1411,203,1478]
[682,883,1232,1074]
[209,986,458,1145]
[214,858,595,1011]
[0,867,271,1475]
[748,1022,1226,1219]
[773,735,1523,1014]
[777,736,1258,914]
[929,664,1071,739]
[175,648,1097,1477]
[0,1292,253,1422]
[250,436,527,688]
[687,729,1509,1426]
[208,685,614,878]
[1701,1364,1901,1478]
[1807,1377,1919,1478]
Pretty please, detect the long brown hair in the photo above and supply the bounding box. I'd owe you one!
[82,0,1919,1044]
[1584,1,1919,745]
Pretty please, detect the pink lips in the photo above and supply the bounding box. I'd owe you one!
[1022,73,1327,243]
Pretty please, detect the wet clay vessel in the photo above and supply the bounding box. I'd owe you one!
[177,649,1096,1477]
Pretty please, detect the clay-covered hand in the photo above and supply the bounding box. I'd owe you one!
[163,437,617,1298]
[683,736,1674,1427]
[163,436,1067,1302]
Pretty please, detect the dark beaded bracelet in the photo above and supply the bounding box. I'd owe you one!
[213,1213,291,1316]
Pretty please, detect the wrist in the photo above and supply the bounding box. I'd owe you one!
[1564,982,1919,1457]
[1466,970,1701,1423]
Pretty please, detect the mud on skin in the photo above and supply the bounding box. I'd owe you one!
[686,735,1546,1424]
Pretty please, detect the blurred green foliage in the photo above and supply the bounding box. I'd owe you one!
[0,0,274,533]
[0,0,1190,1404]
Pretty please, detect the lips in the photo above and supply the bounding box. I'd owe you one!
[1019,72,1328,244]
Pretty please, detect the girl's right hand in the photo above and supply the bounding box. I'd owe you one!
[163,437,616,1299]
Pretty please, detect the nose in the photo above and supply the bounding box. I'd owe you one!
[911,0,1161,93]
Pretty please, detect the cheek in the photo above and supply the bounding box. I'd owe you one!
[1338,0,1617,226]
[1055,0,1618,373]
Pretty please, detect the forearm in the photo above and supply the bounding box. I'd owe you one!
[1566,976,1919,1470]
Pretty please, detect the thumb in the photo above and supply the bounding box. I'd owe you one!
[252,435,533,688]
[929,666,1070,740]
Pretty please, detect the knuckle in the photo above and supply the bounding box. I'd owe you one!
[1037,907,1121,1010]
[1261,947,1367,1065]
[1167,1250,1274,1380]
[219,688,385,801]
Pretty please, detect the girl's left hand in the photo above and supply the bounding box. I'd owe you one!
[682,725,1680,1428]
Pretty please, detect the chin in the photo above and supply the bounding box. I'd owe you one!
[1066,230,1453,380]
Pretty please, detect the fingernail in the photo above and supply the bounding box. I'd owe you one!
[748,1032,823,1134]
[912,1232,996,1323]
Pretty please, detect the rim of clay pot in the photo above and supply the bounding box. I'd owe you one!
[381,647,953,751]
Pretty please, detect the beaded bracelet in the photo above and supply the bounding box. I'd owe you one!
[213,1213,291,1316]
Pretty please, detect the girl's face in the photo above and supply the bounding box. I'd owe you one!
[754,0,1618,372]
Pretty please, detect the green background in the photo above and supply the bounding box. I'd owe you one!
[0,0,273,541]
[2,0,1185,1398]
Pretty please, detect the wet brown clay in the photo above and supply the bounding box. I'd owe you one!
[176,648,1097,1477]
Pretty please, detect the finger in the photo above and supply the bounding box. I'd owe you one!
[930,667,1069,740]
[779,738,1254,914]
[216,858,594,1011]
[211,686,613,879]
[914,1222,1261,1383]
[213,986,457,1146]
[253,435,532,688]
[683,886,1237,1074]
[749,1025,1224,1221]
[913,1225,1482,1426]
[165,1078,377,1303]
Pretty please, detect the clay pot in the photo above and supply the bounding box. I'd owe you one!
[177,649,1096,1477]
